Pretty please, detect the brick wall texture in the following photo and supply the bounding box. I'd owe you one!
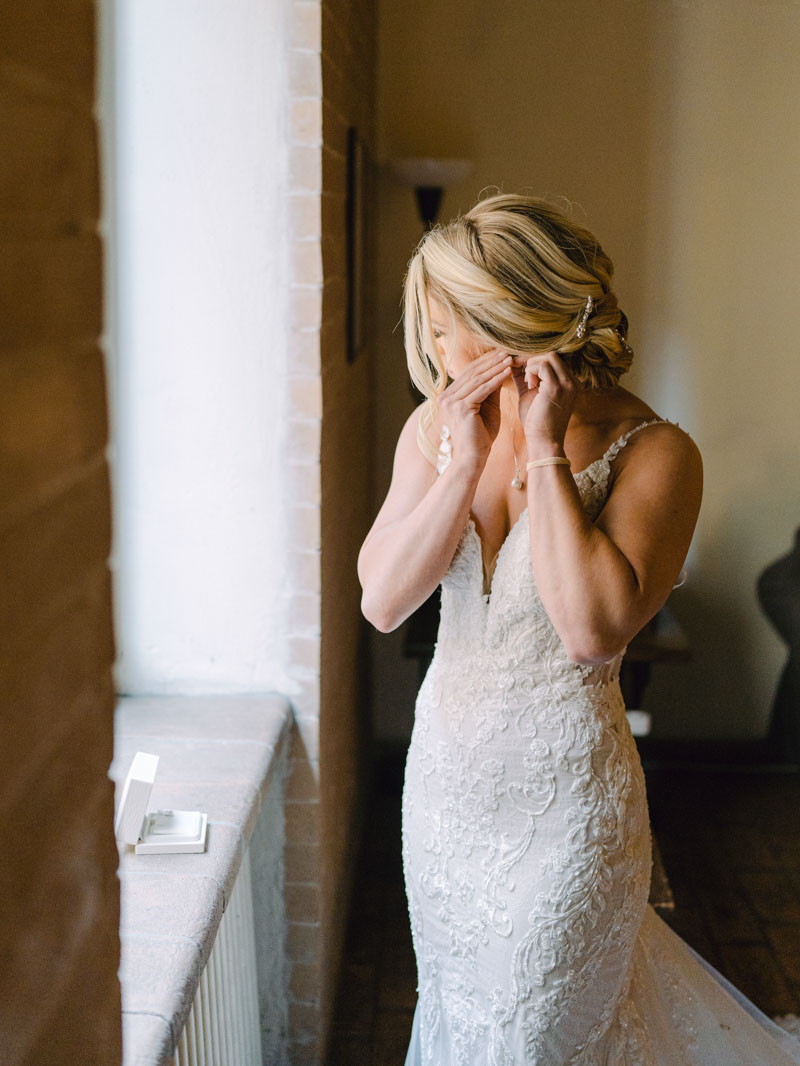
[0,2,122,1064]
[283,0,376,1061]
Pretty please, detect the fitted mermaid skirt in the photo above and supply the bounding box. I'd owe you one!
[401,422,800,1065]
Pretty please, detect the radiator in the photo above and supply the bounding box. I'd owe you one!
[173,846,262,1066]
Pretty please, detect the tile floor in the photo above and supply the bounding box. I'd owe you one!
[327,749,800,1065]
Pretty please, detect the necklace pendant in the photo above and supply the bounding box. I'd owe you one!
[511,451,524,489]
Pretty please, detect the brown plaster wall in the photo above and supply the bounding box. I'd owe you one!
[0,2,121,1063]
[319,0,377,1057]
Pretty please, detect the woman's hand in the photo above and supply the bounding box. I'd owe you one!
[437,349,514,464]
[357,351,514,631]
[511,351,577,453]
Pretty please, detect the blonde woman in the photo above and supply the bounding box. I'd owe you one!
[358,194,799,1064]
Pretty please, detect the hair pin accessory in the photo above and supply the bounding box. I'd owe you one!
[615,328,633,355]
[576,295,593,339]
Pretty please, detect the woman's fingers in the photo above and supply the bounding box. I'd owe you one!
[522,357,547,391]
[535,361,553,390]
[445,351,512,401]
[467,362,513,404]
[443,362,512,412]
[510,363,530,396]
[540,352,573,390]
[513,364,538,397]
[515,352,573,392]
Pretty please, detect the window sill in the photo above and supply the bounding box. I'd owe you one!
[111,693,292,1066]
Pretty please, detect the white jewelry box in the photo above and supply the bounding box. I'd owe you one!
[114,751,208,855]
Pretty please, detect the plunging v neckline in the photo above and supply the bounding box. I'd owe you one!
[468,456,606,599]
[466,419,669,600]
[467,507,528,600]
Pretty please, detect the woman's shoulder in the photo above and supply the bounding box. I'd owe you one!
[618,416,698,456]
[391,402,428,448]
[390,401,441,479]
[597,392,701,493]
[576,388,695,468]
[395,399,448,459]
[606,389,698,452]
[611,417,702,495]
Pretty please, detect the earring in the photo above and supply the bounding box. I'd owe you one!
[576,295,593,339]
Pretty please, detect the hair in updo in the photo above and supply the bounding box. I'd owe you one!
[403,193,634,463]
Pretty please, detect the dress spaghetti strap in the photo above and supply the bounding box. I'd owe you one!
[603,417,675,465]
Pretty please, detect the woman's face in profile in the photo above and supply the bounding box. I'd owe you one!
[428,295,494,379]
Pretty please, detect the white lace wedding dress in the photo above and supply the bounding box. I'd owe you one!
[402,419,800,1065]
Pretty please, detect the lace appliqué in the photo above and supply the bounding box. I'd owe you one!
[404,417,699,1065]
[436,423,453,475]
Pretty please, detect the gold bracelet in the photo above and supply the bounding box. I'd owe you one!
[526,456,571,470]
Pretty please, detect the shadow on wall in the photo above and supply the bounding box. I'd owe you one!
[368,0,800,744]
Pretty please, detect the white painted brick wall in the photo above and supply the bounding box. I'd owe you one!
[289,193,322,240]
[291,2,322,52]
[284,0,376,1057]
[285,4,323,1059]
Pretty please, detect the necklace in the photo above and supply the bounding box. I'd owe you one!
[511,453,524,490]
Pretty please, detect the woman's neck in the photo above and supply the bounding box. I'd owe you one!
[499,379,624,438]
[498,385,526,450]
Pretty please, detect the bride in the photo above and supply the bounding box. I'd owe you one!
[357,193,800,1064]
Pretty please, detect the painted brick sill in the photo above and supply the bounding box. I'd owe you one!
[111,693,292,1066]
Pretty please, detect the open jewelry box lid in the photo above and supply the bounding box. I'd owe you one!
[114,751,207,854]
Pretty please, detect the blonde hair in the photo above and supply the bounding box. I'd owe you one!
[403,193,634,464]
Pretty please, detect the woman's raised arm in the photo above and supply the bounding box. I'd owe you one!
[527,423,702,664]
[358,349,513,631]
[515,353,703,664]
